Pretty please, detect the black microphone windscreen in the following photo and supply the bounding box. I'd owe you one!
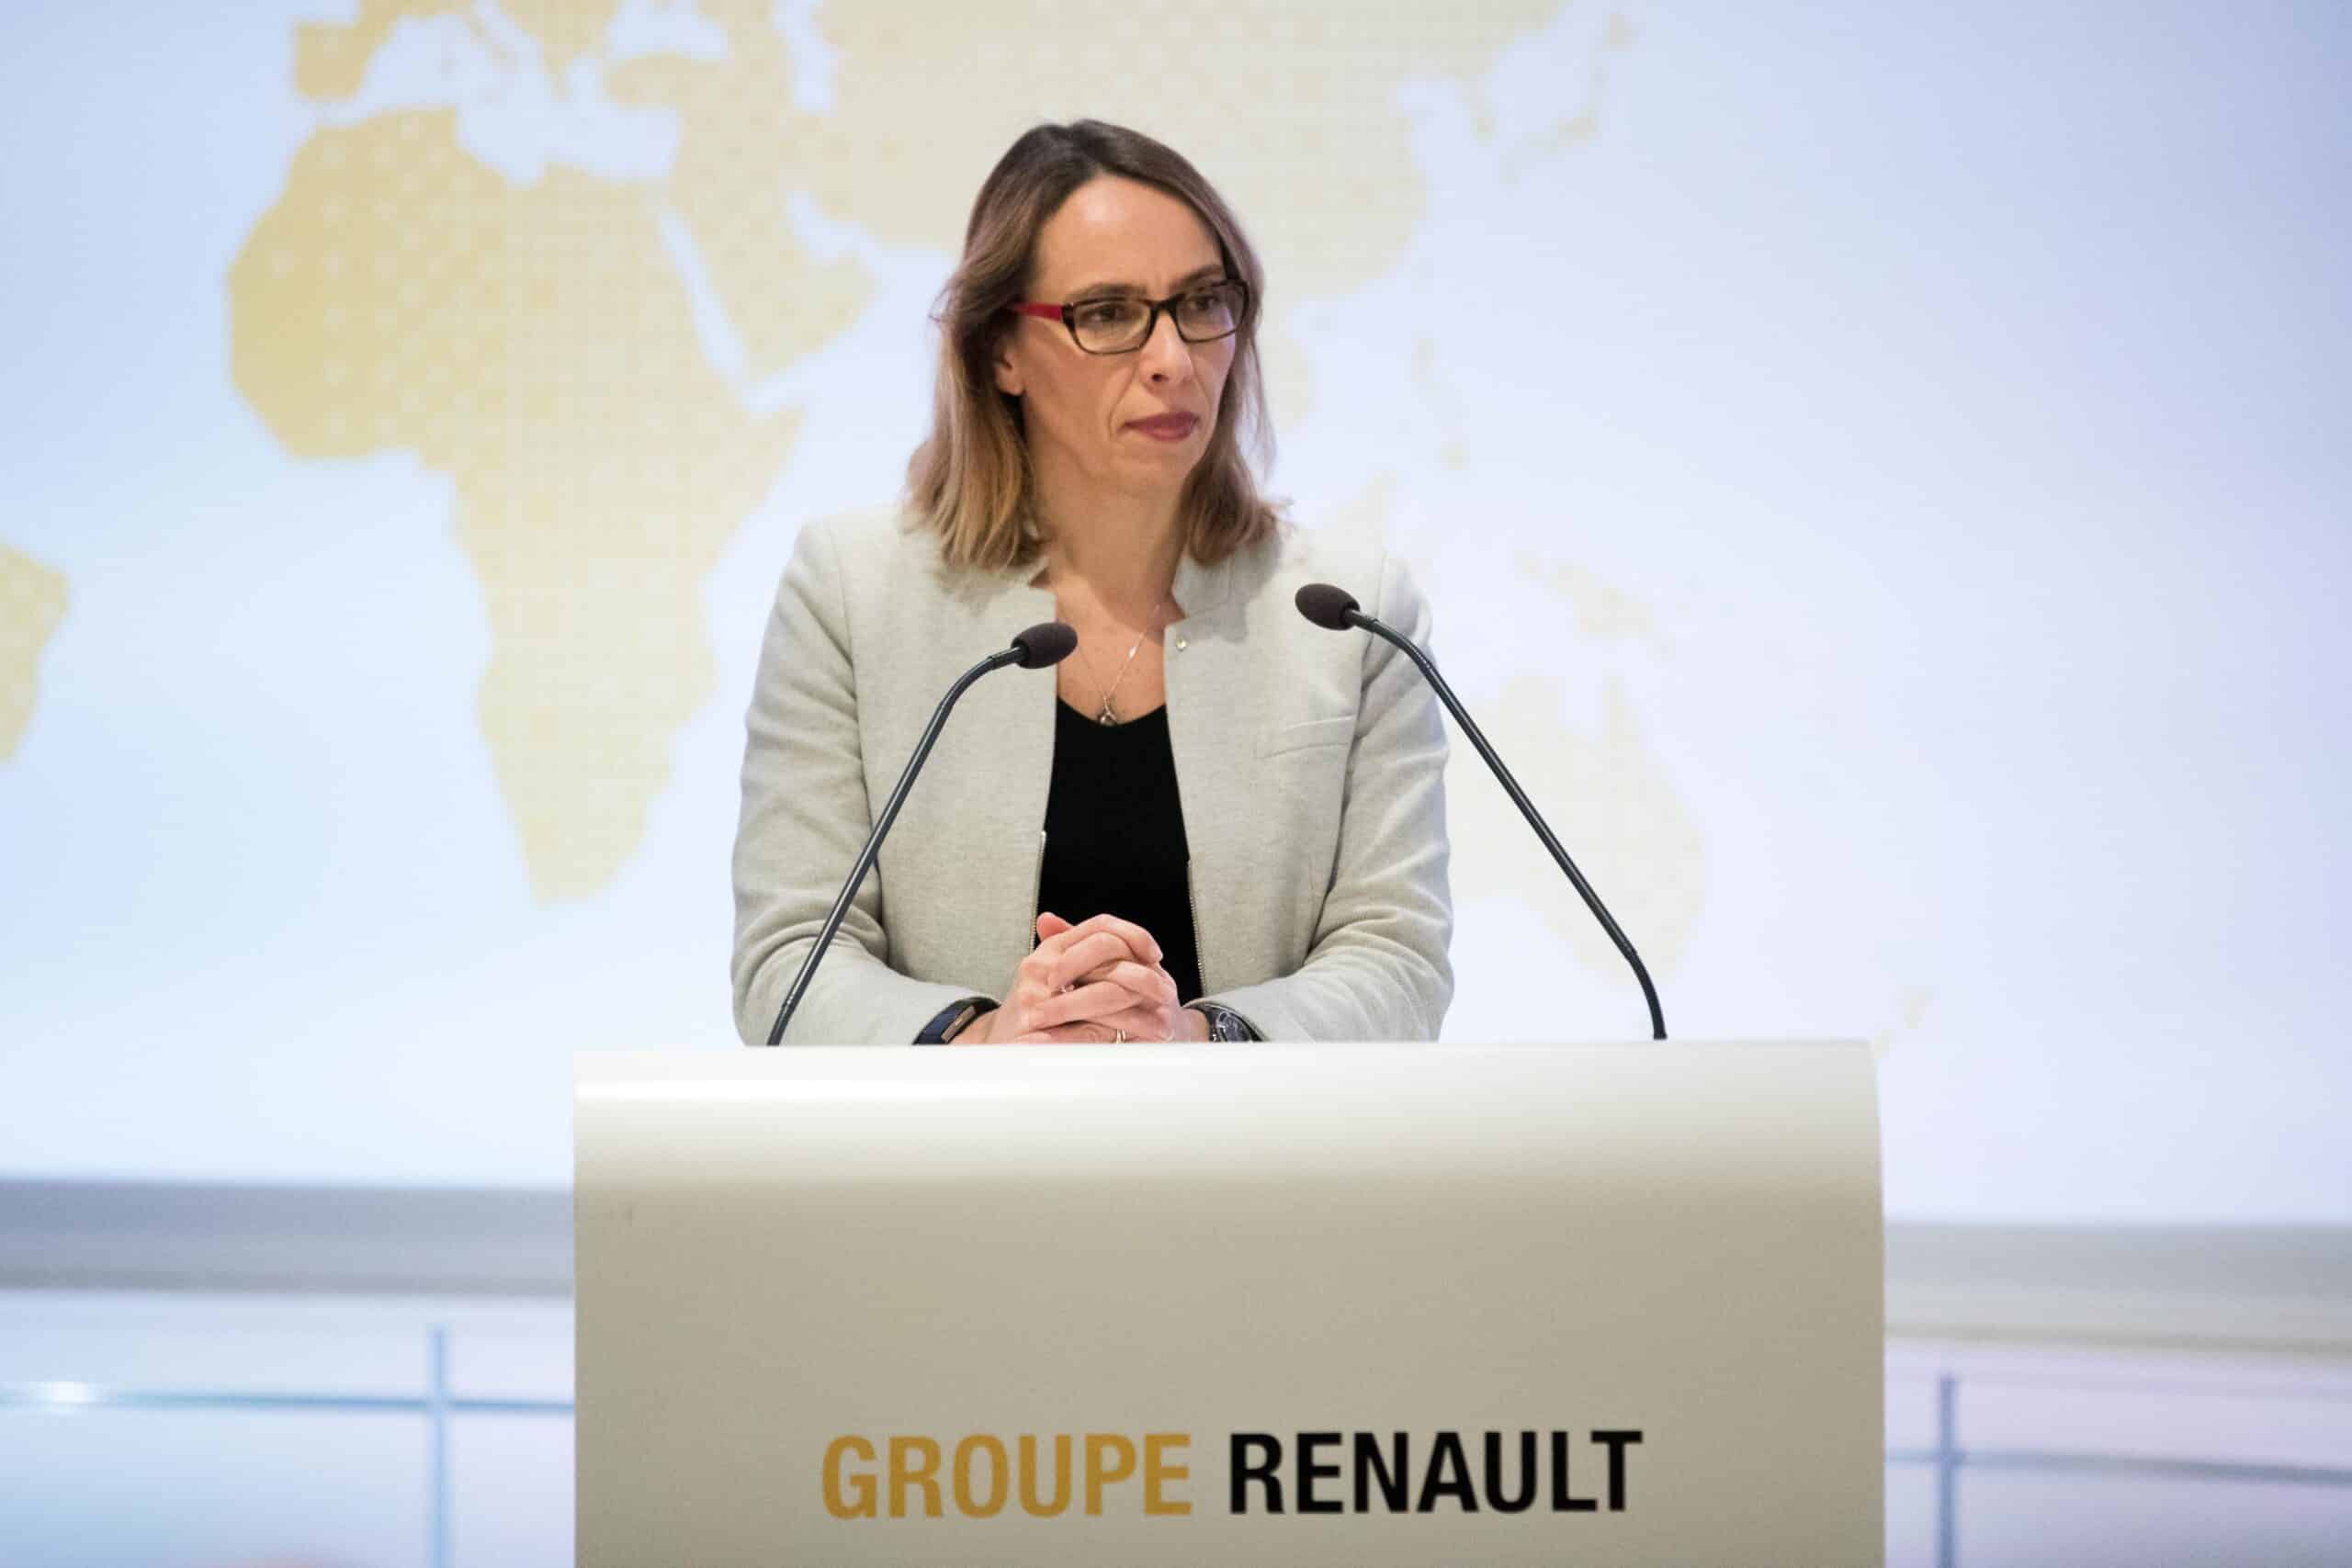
[1295,582,1361,631]
[1012,621,1079,669]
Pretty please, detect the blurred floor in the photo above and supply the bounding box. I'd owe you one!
[4,1290,2350,1566]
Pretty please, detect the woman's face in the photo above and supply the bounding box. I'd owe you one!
[994,175,1238,506]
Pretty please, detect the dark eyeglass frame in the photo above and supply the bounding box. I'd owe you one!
[1007,278,1250,355]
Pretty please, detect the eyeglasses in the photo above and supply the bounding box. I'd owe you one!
[1008,279,1250,355]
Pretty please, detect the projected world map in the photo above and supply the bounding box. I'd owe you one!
[195,0,1702,980]
[12,0,2346,1225]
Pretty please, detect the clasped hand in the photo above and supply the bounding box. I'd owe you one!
[956,912,1205,1043]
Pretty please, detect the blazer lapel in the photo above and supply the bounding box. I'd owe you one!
[1164,547,1255,996]
[952,570,1058,990]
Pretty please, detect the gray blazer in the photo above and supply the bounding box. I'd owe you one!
[729,510,1453,1043]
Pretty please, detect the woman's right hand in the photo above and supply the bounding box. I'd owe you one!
[957,912,1179,1043]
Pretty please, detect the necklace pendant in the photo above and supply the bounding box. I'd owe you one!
[1096,701,1118,727]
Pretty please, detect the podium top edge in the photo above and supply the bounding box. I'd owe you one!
[575,1039,1875,1083]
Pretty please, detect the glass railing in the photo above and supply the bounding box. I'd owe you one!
[5,1303,2349,1566]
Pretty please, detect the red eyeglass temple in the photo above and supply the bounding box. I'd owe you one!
[1009,304,1068,319]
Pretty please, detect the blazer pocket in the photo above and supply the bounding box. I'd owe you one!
[1255,714,1357,758]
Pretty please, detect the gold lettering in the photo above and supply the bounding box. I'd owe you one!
[821,1436,876,1520]
[953,1434,1009,1517]
[1143,1432,1193,1516]
[888,1435,943,1518]
[1085,1432,1137,1516]
[826,1431,1200,1519]
[1019,1432,1073,1517]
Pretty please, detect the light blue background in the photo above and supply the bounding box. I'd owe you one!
[3,0,2347,1224]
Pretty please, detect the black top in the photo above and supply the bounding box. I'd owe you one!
[1035,699,1204,1004]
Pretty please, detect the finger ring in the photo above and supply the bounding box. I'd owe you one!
[1114,1029,1127,1043]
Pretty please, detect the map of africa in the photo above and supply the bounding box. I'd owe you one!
[209,0,1700,984]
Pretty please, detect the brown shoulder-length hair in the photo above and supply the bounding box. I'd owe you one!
[906,119,1281,574]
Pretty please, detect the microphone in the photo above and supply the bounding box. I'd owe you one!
[1295,582,1668,1041]
[764,621,1077,1045]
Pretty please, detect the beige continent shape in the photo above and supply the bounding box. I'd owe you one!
[293,0,467,101]
[228,106,799,902]
[1519,550,1667,649]
[802,1,1554,283]
[607,0,872,382]
[1327,476,1705,985]
[295,1,618,99]
[231,0,1601,901]
[0,545,69,762]
[1445,670,1708,987]
[794,0,1564,421]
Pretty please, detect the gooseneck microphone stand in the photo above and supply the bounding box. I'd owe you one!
[1295,583,1667,1041]
[765,622,1077,1045]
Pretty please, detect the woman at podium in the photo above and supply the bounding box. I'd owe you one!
[731,120,1452,1046]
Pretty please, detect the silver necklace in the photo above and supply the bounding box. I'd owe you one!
[1073,598,1164,726]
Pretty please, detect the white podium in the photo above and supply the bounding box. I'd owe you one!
[576,1042,1881,1565]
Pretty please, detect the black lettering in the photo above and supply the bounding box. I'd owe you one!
[1229,1433,1283,1515]
[1295,1431,1342,1514]
[1593,1429,1643,1512]
[1354,1431,1409,1513]
[1415,1430,1479,1513]
[1481,1430,1537,1513]
[1550,1429,1597,1512]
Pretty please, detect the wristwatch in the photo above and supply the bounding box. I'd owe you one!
[917,996,995,1045]
[1192,1002,1258,1043]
